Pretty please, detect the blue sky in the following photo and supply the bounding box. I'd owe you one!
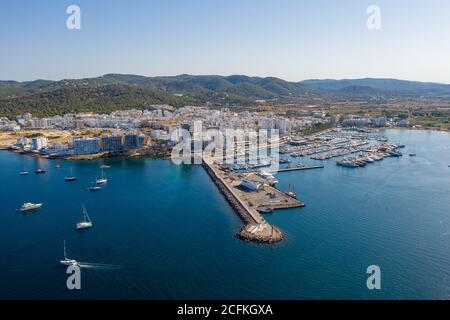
[1,0,450,83]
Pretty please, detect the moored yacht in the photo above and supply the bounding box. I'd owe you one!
[19,202,43,212]
[95,168,107,185]
[258,170,279,184]
[75,204,93,230]
[89,185,102,191]
[65,167,77,182]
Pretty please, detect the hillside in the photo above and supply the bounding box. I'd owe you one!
[1,74,450,119]
[300,78,450,96]
[0,74,313,118]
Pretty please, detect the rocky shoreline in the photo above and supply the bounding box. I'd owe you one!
[202,161,283,244]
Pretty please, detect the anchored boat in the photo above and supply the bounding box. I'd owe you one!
[65,168,77,182]
[75,204,93,230]
[19,202,43,212]
[95,168,108,185]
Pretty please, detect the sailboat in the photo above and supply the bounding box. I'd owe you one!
[59,240,78,266]
[19,166,29,175]
[75,204,93,230]
[286,184,297,199]
[88,185,102,191]
[65,167,77,181]
[95,168,107,185]
[55,161,61,169]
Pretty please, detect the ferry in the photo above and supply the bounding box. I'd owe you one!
[19,202,43,212]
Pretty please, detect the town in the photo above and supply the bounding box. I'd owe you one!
[0,103,420,160]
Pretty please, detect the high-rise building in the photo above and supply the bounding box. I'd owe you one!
[124,133,145,150]
[73,138,100,155]
[31,137,48,151]
[101,135,123,152]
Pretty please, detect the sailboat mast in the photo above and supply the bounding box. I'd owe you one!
[82,203,90,222]
[63,240,67,260]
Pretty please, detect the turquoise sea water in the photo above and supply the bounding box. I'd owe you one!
[0,129,449,299]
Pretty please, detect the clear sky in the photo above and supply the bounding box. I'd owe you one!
[1,0,450,83]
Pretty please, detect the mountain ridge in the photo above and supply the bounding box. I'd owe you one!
[1,74,450,119]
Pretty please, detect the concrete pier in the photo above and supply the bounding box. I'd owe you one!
[202,158,304,243]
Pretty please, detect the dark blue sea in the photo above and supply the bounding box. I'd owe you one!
[1,129,449,299]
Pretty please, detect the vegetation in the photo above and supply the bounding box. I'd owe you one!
[301,123,334,135]
[2,74,450,120]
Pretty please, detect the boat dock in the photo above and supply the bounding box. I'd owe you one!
[277,165,324,173]
[202,158,304,243]
[241,164,324,174]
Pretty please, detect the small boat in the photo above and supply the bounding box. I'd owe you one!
[36,169,46,174]
[60,240,78,266]
[257,207,273,214]
[409,153,417,157]
[65,168,77,182]
[89,185,102,192]
[286,191,297,199]
[100,165,111,169]
[286,184,297,199]
[55,162,61,169]
[95,168,107,185]
[19,202,43,212]
[19,165,29,175]
[75,203,93,230]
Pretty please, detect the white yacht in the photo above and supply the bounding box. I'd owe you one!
[19,202,43,212]
[65,168,77,182]
[75,204,93,230]
[60,241,78,266]
[258,170,279,184]
[95,168,108,185]
[89,185,102,191]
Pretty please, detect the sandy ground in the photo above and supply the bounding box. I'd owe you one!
[0,129,105,148]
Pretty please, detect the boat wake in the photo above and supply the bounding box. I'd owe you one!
[440,220,450,236]
[76,262,123,270]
